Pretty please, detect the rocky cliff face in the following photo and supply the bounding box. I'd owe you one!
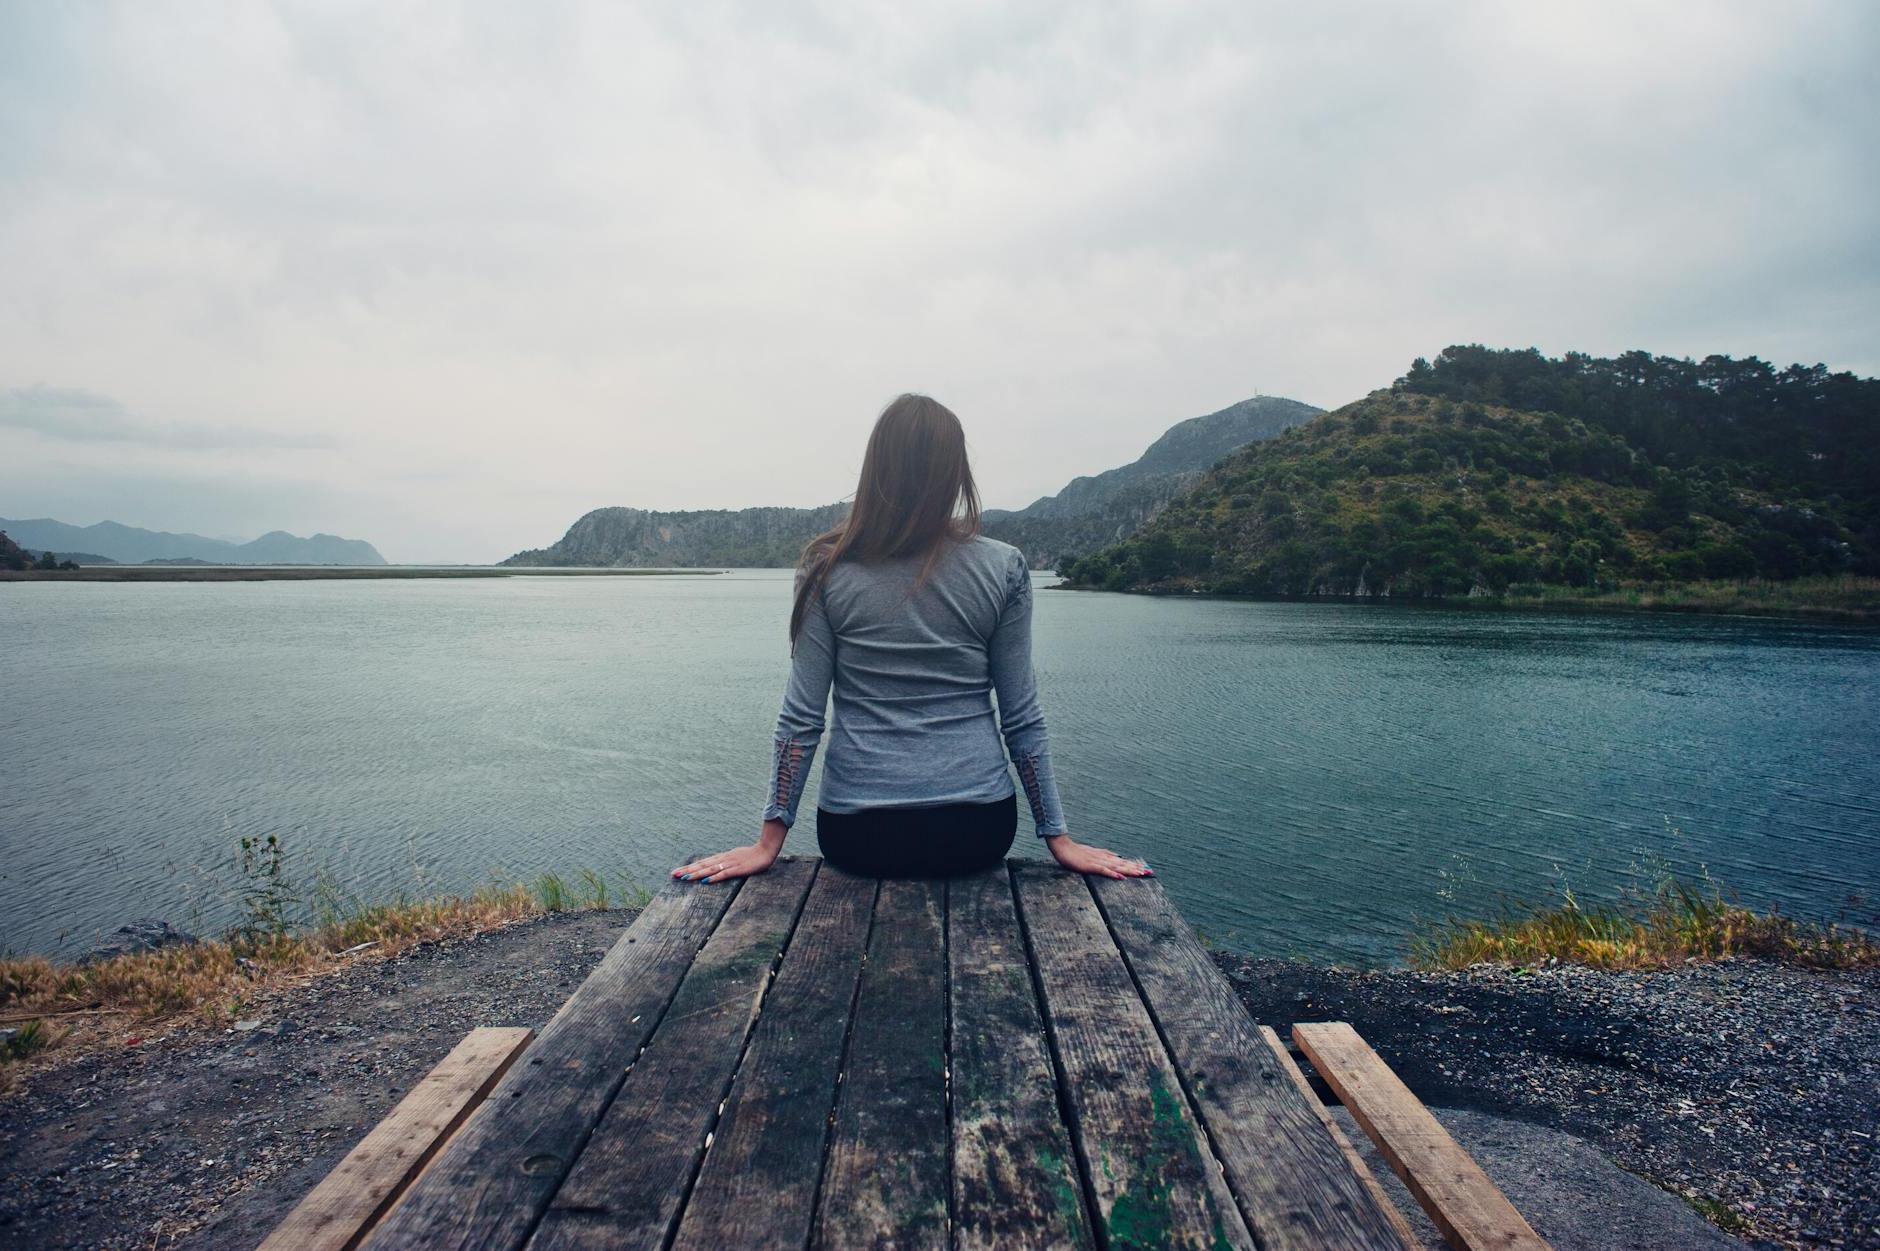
[502,503,851,568]
[981,395,1320,567]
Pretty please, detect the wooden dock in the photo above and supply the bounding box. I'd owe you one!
[265,857,1548,1251]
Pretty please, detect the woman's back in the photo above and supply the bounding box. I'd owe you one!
[768,534,1067,832]
[673,391,1149,888]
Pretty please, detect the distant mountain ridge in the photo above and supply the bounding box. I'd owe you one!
[504,394,1319,569]
[981,395,1320,566]
[503,503,851,568]
[0,517,386,565]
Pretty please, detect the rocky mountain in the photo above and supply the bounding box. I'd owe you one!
[981,396,1320,567]
[0,518,386,565]
[504,395,1318,569]
[502,503,851,568]
[1060,347,1879,598]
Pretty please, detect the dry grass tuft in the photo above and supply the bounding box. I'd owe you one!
[1412,876,1879,971]
[0,881,554,1066]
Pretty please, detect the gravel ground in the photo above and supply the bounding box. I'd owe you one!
[1,911,1872,1250]
[1215,954,1880,1250]
[0,908,632,1251]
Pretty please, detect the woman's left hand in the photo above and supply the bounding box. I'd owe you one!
[1044,833,1153,879]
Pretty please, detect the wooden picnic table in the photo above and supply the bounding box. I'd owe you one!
[266,856,1547,1251]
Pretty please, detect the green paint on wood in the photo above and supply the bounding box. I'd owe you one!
[1036,1143,1090,1240]
[1101,1073,1235,1251]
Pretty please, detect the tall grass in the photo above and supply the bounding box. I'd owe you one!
[1412,874,1878,971]
[535,872,571,912]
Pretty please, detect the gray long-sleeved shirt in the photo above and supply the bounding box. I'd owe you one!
[762,534,1070,837]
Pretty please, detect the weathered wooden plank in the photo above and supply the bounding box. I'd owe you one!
[1011,863,1254,1251]
[260,1027,534,1251]
[1257,1026,1424,1251]
[667,866,878,1251]
[526,857,820,1251]
[1090,875,1413,1250]
[812,876,950,1251]
[947,866,1095,1251]
[360,874,744,1251]
[1293,1022,1551,1251]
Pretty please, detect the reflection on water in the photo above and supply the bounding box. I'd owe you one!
[2,572,1875,962]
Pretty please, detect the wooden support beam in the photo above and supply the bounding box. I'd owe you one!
[1257,1026,1424,1251]
[1292,1023,1550,1251]
[259,1026,534,1251]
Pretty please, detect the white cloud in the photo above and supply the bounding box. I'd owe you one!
[1,0,1875,561]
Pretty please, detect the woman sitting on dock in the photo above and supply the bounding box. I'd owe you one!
[673,393,1152,884]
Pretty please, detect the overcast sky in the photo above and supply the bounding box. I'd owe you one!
[2,2,1875,562]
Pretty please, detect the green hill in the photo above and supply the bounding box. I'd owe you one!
[981,395,1319,567]
[1059,347,1879,604]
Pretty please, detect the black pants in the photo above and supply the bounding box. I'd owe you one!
[816,793,1017,878]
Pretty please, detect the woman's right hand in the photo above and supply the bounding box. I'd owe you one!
[1045,834,1153,879]
[672,820,788,883]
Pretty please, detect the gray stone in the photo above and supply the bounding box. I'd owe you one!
[78,919,199,965]
[1333,1105,1741,1251]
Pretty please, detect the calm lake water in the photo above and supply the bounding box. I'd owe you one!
[3,571,1876,962]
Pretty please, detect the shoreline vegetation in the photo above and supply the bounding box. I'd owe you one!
[1485,574,1879,621]
[1413,875,1878,970]
[0,862,640,1079]
[1052,573,1880,623]
[0,565,724,582]
[8,558,1874,622]
[5,856,1871,1081]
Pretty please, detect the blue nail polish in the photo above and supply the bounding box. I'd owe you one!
[701,875,713,883]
